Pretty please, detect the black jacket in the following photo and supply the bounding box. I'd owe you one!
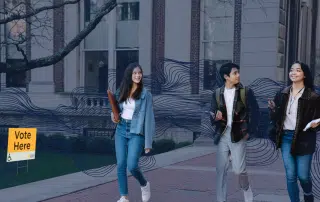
[210,83,260,143]
[269,86,320,155]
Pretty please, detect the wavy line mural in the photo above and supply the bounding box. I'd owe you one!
[1,58,320,197]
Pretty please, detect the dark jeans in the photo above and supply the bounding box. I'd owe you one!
[115,118,147,196]
[281,130,314,202]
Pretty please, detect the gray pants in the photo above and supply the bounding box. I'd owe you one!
[216,127,249,202]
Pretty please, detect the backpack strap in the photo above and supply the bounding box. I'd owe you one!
[240,87,247,108]
[216,87,247,108]
[215,88,220,108]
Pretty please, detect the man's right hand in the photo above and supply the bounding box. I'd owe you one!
[268,99,276,112]
[215,110,222,121]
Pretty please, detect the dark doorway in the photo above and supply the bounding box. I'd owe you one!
[6,59,27,88]
[98,61,108,93]
[116,50,139,88]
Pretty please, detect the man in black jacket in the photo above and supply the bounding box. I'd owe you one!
[210,63,260,202]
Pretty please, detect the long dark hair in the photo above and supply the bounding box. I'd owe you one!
[289,61,314,90]
[119,62,144,103]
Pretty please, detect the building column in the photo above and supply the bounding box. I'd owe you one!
[190,0,200,94]
[28,1,55,93]
[139,0,153,82]
[64,2,80,92]
[151,0,165,94]
[108,8,116,92]
[310,0,318,75]
[53,0,65,92]
[233,0,242,64]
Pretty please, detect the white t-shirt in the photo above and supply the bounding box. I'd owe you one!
[283,88,304,130]
[224,87,236,127]
[121,98,135,120]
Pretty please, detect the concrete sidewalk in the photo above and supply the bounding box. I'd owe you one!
[2,144,320,202]
[0,145,215,202]
[42,148,319,202]
[41,152,295,202]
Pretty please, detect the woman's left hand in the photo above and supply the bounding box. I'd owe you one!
[311,122,320,128]
[145,148,151,154]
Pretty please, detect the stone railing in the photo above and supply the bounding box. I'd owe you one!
[73,96,110,108]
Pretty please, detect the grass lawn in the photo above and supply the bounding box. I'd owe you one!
[0,151,116,190]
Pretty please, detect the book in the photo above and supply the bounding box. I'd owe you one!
[303,118,320,131]
[107,90,120,123]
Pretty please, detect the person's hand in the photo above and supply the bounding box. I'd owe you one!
[268,99,276,111]
[209,112,215,119]
[311,122,320,128]
[243,134,249,140]
[111,112,117,123]
[145,148,151,154]
[215,110,222,121]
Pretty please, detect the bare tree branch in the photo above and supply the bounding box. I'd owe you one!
[15,44,28,62]
[0,0,117,73]
[0,0,80,24]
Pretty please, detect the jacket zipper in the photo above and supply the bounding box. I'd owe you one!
[290,99,301,153]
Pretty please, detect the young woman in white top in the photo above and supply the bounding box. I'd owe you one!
[268,62,320,202]
[111,62,155,202]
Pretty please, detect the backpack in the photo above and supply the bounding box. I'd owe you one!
[215,87,247,108]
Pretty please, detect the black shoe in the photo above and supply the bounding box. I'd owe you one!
[304,194,314,202]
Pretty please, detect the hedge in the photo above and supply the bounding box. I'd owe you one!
[0,132,191,155]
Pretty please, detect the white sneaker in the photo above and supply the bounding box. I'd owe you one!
[243,186,253,202]
[117,196,129,202]
[141,181,151,202]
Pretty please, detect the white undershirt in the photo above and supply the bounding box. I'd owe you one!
[224,87,236,127]
[121,98,135,120]
[283,88,304,130]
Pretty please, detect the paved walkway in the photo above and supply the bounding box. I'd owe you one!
[3,144,320,202]
[42,152,314,202]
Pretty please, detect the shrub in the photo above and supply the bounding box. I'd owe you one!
[36,133,49,151]
[86,136,115,155]
[0,133,8,153]
[69,136,87,153]
[32,133,190,156]
[151,139,176,155]
[46,133,71,152]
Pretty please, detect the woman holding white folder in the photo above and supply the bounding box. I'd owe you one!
[268,61,320,202]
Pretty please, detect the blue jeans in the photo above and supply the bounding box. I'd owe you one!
[281,130,313,202]
[115,118,147,196]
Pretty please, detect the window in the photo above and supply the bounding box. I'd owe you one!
[84,0,105,22]
[117,2,139,21]
[5,0,27,88]
[6,59,27,88]
[84,0,108,49]
[201,1,234,90]
[203,60,231,90]
[116,50,139,87]
[84,51,108,91]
